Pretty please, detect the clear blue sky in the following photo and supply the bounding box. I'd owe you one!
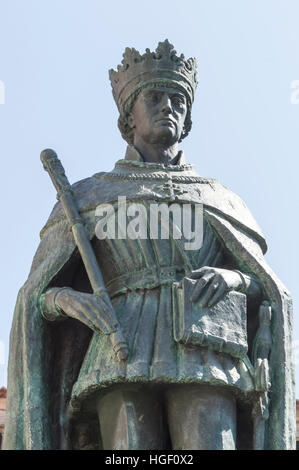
[0,0,298,395]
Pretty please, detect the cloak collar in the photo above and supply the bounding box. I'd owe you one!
[124,145,187,166]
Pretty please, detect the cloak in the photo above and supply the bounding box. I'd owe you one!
[3,156,295,450]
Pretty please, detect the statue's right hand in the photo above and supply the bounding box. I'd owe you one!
[55,288,119,334]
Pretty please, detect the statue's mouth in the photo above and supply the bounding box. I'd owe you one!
[156,118,175,126]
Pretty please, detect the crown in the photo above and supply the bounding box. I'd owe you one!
[109,39,198,113]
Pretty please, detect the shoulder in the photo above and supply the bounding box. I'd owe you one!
[200,178,267,253]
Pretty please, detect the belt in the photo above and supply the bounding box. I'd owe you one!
[106,265,188,298]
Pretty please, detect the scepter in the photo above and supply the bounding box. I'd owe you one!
[40,148,129,362]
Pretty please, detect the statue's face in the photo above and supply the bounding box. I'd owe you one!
[129,86,188,146]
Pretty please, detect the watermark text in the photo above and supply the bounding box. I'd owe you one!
[95,197,203,250]
[290,80,299,104]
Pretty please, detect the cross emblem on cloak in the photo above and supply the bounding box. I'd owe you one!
[155,178,191,201]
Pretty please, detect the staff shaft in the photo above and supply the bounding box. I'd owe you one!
[40,148,128,361]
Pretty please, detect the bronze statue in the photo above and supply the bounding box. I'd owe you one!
[3,40,295,450]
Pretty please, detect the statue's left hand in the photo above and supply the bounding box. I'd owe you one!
[189,266,243,307]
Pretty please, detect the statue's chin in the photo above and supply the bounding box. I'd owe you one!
[152,125,177,146]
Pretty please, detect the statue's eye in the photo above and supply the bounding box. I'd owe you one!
[145,91,160,104]
[172,96,185,107]
[151,93,159,103]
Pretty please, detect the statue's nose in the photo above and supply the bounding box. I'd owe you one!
[161,94,172,114]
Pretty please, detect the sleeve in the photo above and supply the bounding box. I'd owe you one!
[39,287,69,322]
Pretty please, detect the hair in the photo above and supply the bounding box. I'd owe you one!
[117,82,193,145]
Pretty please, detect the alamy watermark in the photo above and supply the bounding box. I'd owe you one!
[0,80,5,104]
[290,80,299,104]
[95,197,203,250]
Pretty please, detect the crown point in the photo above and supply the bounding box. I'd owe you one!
[109,40,198,110]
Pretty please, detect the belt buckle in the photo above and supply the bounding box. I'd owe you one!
[159,266,176,283]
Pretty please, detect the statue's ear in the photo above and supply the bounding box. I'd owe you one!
[127,113,136,129]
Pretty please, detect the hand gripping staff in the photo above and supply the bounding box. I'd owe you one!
[40,148,129,362]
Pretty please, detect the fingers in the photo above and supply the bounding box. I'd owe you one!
[84,296,118,332]
[197,274,222,308]
[189,267,213,279]
[190,273,214,302]
[84,295,117,330]
[62,292,117,334]
[206,282,227,307]
[71,306,101,332]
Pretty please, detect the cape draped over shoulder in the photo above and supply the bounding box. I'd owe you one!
[3,160,295,449]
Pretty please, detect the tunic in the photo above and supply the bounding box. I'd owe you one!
[70,153,255,409]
